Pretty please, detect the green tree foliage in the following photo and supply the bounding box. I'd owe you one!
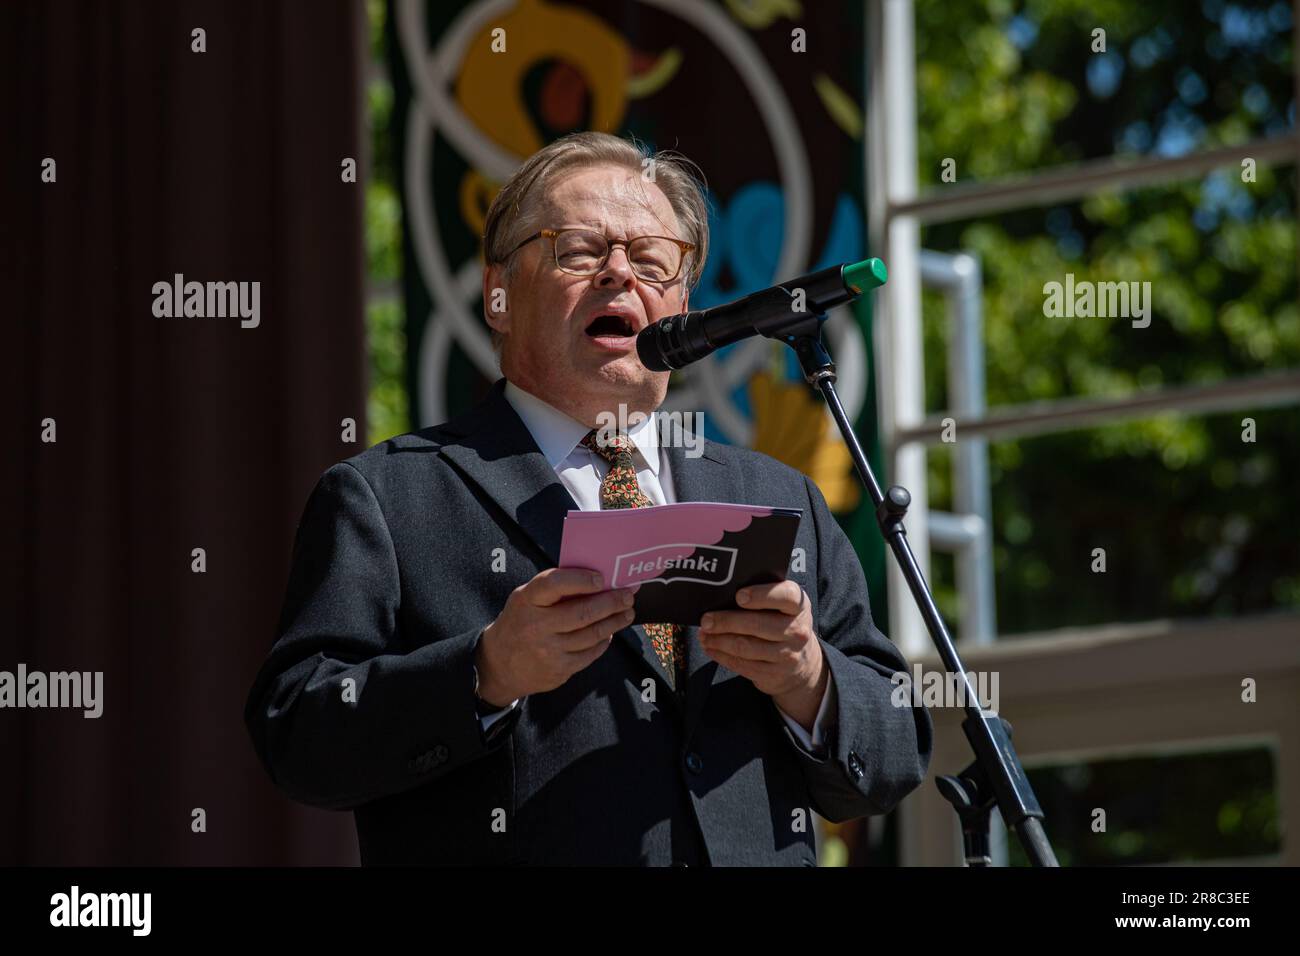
[365,0,410,446]
[1010,747,1279,865]
[915,0,1299,632]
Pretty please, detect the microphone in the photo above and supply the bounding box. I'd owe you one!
[637,258,887,371]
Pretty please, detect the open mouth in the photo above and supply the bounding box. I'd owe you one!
[584,314,636,339]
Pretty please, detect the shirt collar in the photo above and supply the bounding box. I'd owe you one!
[503,380,662,475]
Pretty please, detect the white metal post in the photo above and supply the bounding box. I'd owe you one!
[867,0,930,662]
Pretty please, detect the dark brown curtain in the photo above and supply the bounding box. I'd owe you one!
[1,0,367,864]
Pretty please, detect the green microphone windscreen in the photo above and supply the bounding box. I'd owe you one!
[843,258,888,293]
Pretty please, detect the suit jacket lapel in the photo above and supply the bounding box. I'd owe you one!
[437,382,758,730]
[663,440,752,736]
[623,432,753,712]
[437,379,578,567]
[437,380,677,695]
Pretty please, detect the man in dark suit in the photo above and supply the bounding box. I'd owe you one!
[244,132,932,865]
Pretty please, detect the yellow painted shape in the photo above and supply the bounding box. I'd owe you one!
[748,371,861,513]
[626,47,683,99]
[813,72,863,140]
[455,0,631,156]
[724,0,803,30]
[460,168,498,245]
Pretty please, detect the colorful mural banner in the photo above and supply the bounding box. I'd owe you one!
[387,0,887,611]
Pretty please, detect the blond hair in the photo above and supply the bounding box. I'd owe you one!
[481,131,710,352]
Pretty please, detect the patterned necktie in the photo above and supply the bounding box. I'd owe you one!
[579,429,686,694]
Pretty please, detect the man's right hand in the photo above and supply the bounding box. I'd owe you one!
[475,568,638,707]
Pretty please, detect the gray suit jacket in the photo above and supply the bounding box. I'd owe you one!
[244,378,932,865]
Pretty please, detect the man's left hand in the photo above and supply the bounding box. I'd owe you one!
[698,581,828,732]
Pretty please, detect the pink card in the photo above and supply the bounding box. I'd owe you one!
[558,502,802,625]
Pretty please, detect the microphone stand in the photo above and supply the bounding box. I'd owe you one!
[773,312,1059,868]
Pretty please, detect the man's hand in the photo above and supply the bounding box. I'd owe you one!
[698,581,828,732]
[476,568,637,706]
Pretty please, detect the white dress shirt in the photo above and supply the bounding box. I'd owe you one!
[476,380,836,755]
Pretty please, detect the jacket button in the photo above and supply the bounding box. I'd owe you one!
[408,751,433,773]
[847,751,864,779]
[672,861,689,867]
[684,752,703,774]
[409,743,450,774]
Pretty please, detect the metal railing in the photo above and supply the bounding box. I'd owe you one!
[865,0,1300,868]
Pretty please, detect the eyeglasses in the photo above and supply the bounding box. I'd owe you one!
[504,228,695,283]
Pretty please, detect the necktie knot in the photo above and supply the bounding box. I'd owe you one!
[580,429,634,463]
